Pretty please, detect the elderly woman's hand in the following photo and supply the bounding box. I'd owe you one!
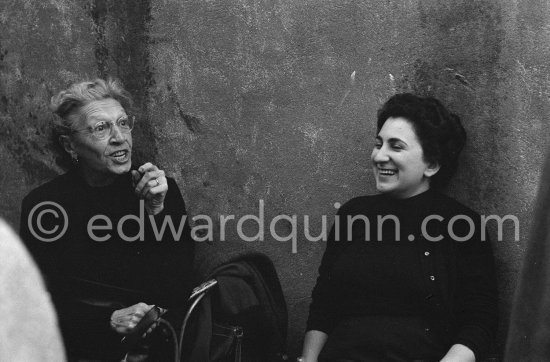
[110,302,155,335]
[131,162,168,215]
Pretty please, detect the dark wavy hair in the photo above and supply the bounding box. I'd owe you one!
[376,93,466,189]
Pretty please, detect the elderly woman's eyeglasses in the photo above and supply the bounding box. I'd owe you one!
[75,115,135,140]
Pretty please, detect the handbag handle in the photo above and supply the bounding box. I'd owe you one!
[178,279,219,355]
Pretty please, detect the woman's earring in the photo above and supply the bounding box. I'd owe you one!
[71,153,79,165]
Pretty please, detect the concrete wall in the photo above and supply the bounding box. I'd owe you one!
[2,0,550,357]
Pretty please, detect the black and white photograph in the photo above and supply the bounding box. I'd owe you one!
[0,1,548,361]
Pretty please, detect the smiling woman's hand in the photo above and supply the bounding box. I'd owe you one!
[131,162,168,215]
[439,344,475,362]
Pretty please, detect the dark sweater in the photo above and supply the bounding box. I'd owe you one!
[20,167,195,361]
[306,189,498,359]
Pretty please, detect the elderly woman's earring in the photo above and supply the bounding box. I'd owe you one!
[71,153,79,165]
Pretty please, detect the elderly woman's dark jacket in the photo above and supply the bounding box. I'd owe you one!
[306,189,498,360]
[20,167,194,361]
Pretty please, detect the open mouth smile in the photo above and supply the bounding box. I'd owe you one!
[378,168,397,176]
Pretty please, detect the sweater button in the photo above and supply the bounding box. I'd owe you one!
[424,251,430,256]
[430,275,435,281]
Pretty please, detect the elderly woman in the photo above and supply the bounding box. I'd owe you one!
[301,94,498,362]
[20,78,194,361]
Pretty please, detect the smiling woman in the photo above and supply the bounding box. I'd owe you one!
[372,117,440,199]
[300,94,497,362]
[19,78,195,361]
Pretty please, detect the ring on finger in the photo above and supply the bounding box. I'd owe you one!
[155,178,160,186]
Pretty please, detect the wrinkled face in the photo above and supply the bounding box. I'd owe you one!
[371,117,439,199]
[64,98,132,186]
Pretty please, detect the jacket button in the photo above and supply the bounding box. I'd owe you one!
[424,251,430,256]
[430,275,435,281]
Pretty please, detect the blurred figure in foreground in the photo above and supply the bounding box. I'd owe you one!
[0,218,66,361]
[505,148,550,361]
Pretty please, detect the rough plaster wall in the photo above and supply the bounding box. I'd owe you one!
[2,0,550,357]
[0,0,96,223]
